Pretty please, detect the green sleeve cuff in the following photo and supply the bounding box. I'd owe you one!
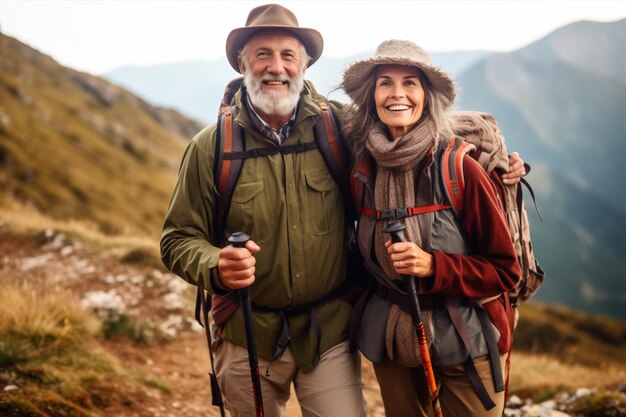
[209,267,232,296]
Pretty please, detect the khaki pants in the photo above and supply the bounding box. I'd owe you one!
[373,354,507,417]
[214,340,367,417]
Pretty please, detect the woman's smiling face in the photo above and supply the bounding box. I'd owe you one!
[374,64,426,138]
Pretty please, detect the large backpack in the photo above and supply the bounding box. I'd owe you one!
[446,111,545,309]
[444,112,545,401]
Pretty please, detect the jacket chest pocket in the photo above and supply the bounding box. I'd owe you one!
[229,181,273,244]
[305,170,341,236]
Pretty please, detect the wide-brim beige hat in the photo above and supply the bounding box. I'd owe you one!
[342,39,456,105]
[226,4,323,73]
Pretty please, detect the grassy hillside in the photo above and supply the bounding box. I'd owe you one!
[514,301,626,367]
[0,34,203,238]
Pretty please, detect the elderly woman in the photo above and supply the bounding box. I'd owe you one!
[340,40,521,417]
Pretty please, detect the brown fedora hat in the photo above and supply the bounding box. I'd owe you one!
[225,4,324,73]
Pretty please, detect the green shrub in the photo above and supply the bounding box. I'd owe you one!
[0,338,32,368]
[101,314,150,345]
[567,390,626,417]
[0,397,46,417]
[120,246,163,269]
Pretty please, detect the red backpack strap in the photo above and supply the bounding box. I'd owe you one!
[441,136,476,217]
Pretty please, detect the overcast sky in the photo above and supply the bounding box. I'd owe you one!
[1,0,625,75]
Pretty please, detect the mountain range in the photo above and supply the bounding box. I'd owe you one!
[1,19,624,319]
[457,19,626,319]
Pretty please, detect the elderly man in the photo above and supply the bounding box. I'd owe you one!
[161,4,367,417]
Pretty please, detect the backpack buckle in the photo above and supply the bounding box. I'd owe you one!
[395,208,408,219]
[378,208,408,220]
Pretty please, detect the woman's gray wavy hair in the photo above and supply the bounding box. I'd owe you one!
[341,66,455,159]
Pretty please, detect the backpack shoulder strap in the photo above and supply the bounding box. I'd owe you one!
[212,105,244,246]
[441,136,477,217]
[313,102,354,214]
[351,153,374,209]
[317,103,345,172]
[314,102,350,195]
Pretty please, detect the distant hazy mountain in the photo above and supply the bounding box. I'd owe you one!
[0,34,201,237]
[456,19,626,318]
[104,51,489,123]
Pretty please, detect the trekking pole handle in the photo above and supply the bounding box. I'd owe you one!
[228,232,265,417]
[383,222,443,417]
[383,222,424,324]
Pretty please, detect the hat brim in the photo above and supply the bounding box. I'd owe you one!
[342,57,456,105]
[226,27,323,73]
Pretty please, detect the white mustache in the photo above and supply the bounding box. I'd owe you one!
[261,75,290,83]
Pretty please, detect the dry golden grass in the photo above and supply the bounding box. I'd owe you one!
[0,282,100,344]
[508,352,626,399]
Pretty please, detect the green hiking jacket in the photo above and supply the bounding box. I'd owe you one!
[160,81,351,372]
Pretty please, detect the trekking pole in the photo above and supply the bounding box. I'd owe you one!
[384,222,443,417]
[228,232,264,417]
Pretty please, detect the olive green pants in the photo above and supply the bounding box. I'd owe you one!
[214,340,367,417]
[373,354,507,417]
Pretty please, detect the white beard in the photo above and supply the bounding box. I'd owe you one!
[244,71,304,116]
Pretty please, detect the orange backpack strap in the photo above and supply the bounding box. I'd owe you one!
[319,103,345,174]
[217,106,234,196]
[441,136,476,217]
[212,105,244,246]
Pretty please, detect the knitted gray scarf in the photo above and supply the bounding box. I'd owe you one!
[365,121,438,280]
